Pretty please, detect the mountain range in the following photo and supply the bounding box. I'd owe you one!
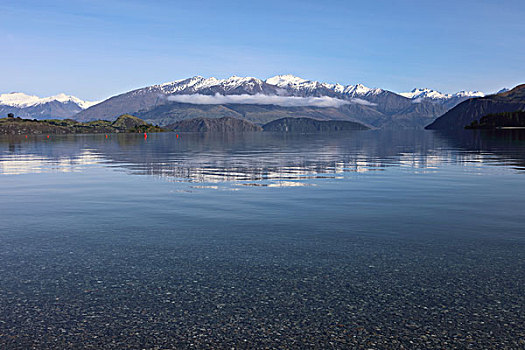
[1,75,496,128]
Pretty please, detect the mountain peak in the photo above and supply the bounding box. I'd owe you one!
[343,83,377,95]
[0,92,40,107]
[266,75,308,86]
[400,88,450,100]
[224,75,262,84]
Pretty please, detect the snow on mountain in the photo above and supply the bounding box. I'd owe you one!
[266,75,383,96]
[400,88,485,101]
[157,76,221,94]
[0,92,99,109]
[222,76,263,89]
[400,88,451,100]
[452,90,485,98]
[265,74,308,86]
[144,74,384,100]
[147,76,268,96]
[0,92,101,120]
[343,83,383,96]
[265,74,324,91]
[149,75,485,104]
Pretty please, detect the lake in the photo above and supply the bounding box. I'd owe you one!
[0,130,524,348]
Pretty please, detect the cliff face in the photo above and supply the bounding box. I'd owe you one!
[166,117,263,132]
[262,117,369,132]
[426,85,525,130]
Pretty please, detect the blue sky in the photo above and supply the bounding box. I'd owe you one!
[1,0,524,100]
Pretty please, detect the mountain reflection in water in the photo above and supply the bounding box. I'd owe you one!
[1,130,525,181]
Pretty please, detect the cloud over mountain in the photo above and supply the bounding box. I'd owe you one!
[167,93,372,108]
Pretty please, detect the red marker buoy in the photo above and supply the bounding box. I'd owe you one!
[47,135,50,139]
[105,134,108,139]
[176,134,179,139]
[144,132,147,139]
[25,135,28,139]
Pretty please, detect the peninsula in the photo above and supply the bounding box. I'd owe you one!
[0,114,165,135]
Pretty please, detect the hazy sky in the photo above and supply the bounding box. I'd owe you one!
[1,0,524,100]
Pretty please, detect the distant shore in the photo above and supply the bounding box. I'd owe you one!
[0,114,165,135]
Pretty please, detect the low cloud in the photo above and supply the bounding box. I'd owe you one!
[351,98,377,106]
[167,93,375,108]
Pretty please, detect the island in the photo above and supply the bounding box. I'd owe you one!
[0,114,165,135]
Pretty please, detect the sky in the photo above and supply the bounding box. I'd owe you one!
[1,0,524,101]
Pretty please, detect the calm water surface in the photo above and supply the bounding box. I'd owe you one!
[0,130,524,349]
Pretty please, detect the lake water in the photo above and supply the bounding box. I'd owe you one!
[0,130,524,348]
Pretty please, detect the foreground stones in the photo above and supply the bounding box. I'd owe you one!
[0,232,523,349]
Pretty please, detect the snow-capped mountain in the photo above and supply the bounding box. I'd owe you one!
[76,74,395,120]
[0,92,100,120]
[400,88,485,100]
[400,88,451,100]
[266,74,385,97]
[142,74,385,99]
[452,90,485,98]
[0,92,99,109]
[400,88,485,109]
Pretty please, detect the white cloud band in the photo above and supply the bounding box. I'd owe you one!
[167,93,375,108]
